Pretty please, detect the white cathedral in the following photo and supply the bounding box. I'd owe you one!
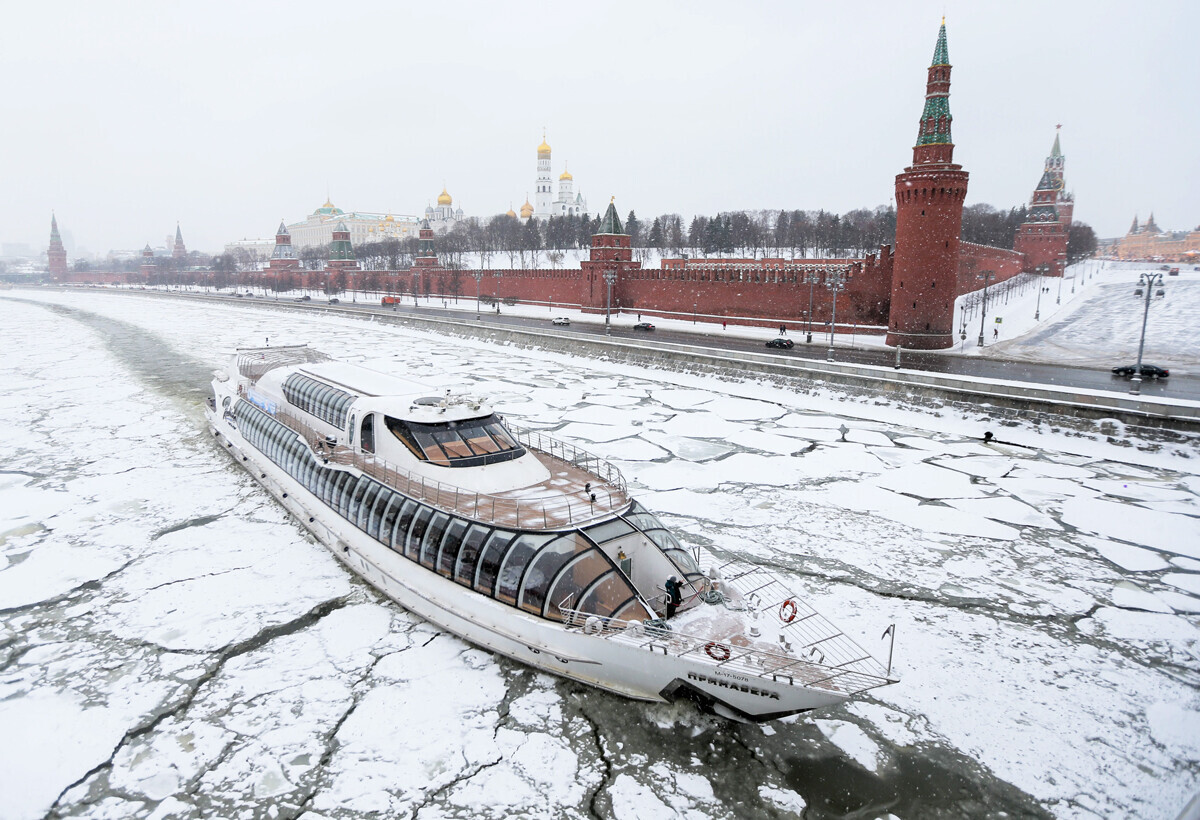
[531,133,587,221]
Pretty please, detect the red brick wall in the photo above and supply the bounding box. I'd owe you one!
[957,242,1026,293]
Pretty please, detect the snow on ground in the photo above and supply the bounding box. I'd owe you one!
[1,285,1198,819]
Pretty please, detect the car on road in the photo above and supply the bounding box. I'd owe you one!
[765,338,794,349]
[1169,267,1180,276]
[633,322,655,331]
[552,317,570,325]
[328,298,340,304]
[1112,363,1169,379]
[293,295,311,302]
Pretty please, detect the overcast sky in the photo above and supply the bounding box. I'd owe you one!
[6,1,1198,256]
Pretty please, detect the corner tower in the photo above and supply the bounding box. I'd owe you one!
[47,213,67,280]
[886,21,969,350]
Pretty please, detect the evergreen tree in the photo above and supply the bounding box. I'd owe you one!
[626,211,642,247]
[647,217,664,251]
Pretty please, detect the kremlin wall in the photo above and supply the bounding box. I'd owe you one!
[47,22,1076,351]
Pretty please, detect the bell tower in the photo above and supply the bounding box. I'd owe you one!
[886,20,969,350]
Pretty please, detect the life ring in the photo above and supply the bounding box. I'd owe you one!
[779,599,798,623]
[704,642,731,662]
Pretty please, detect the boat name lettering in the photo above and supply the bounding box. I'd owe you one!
[687,672,780,700]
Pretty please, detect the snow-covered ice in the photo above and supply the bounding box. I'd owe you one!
[1,278,1199,820]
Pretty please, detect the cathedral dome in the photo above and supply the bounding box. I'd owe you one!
[437,187,453,206]
[559,168,573,181]
[520,199,534,219]
[537,137,551,157]
[506,206,517,218]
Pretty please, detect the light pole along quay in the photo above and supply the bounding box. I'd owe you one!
[603,267,616,336]
[824,267,848,362]
[976,269,995,347]
[1129,271,1165,395]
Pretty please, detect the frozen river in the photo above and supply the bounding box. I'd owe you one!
[1,290,1199,819]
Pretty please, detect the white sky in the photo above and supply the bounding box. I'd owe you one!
[5,1,1198,254]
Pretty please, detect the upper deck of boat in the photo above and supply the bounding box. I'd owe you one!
[276,406,629,531]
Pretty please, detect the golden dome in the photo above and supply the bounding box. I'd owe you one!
[437,187,452,206]
[559,164,573,181]
[506,206,517,218]
[537,135,551,156]
[520,198,534,218]
[384,213,395,223]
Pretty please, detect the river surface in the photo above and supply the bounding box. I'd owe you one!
[2,290,1198,819]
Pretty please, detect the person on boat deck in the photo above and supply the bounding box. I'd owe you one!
[664,576,683,618]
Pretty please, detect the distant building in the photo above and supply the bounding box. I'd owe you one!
[172,224,187,259]
[423,187,465,233]
[288,198,422,249]
[1114,213,1200,262]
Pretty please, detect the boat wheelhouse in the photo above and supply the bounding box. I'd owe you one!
[206,345,896,721]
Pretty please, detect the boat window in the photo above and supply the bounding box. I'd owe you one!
[420,513,451,568]
[390,499,418,553]
[361,413,375,454]
[578,573,639,619]
[384,414,526,468]
[357,482,382,529]
[328,472,353,509]
[282,374,355,429]
[541,547,615,620]
[372,491,399,540]
[454,525,491,587]
[624,503,704,579]
[613,598,655,623]
[474,529,516,595]
[406,506,434,559]
[342,475,369,518]
[436,519,469,576]
[582,517,637,546]
[519,533,594,616]
[495,534,553,605]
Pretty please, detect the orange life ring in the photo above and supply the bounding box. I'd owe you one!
[780,599,798,623]
[704,642,731,662]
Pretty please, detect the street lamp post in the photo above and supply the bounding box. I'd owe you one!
[1034,272,1043,320]
[603,267,617,335]
[803,268,820,343]
[976,270,995,347]
[1056,268,1063,305]
[693,302,697,324]
[472,271,484,319]
[824,268,847,362]
[1129,272,1165,395]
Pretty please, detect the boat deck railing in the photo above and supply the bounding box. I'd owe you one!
[558,556,895,699]
[274,408,629,529]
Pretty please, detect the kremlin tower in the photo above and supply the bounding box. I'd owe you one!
[326,221,359,272]
[47,214,67,280]
[172,224,187,260]
[886,21,969,350]
[267,220,299,272]
[1013,128,1072,277]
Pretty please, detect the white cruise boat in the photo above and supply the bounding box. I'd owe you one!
[205,345,896,721]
